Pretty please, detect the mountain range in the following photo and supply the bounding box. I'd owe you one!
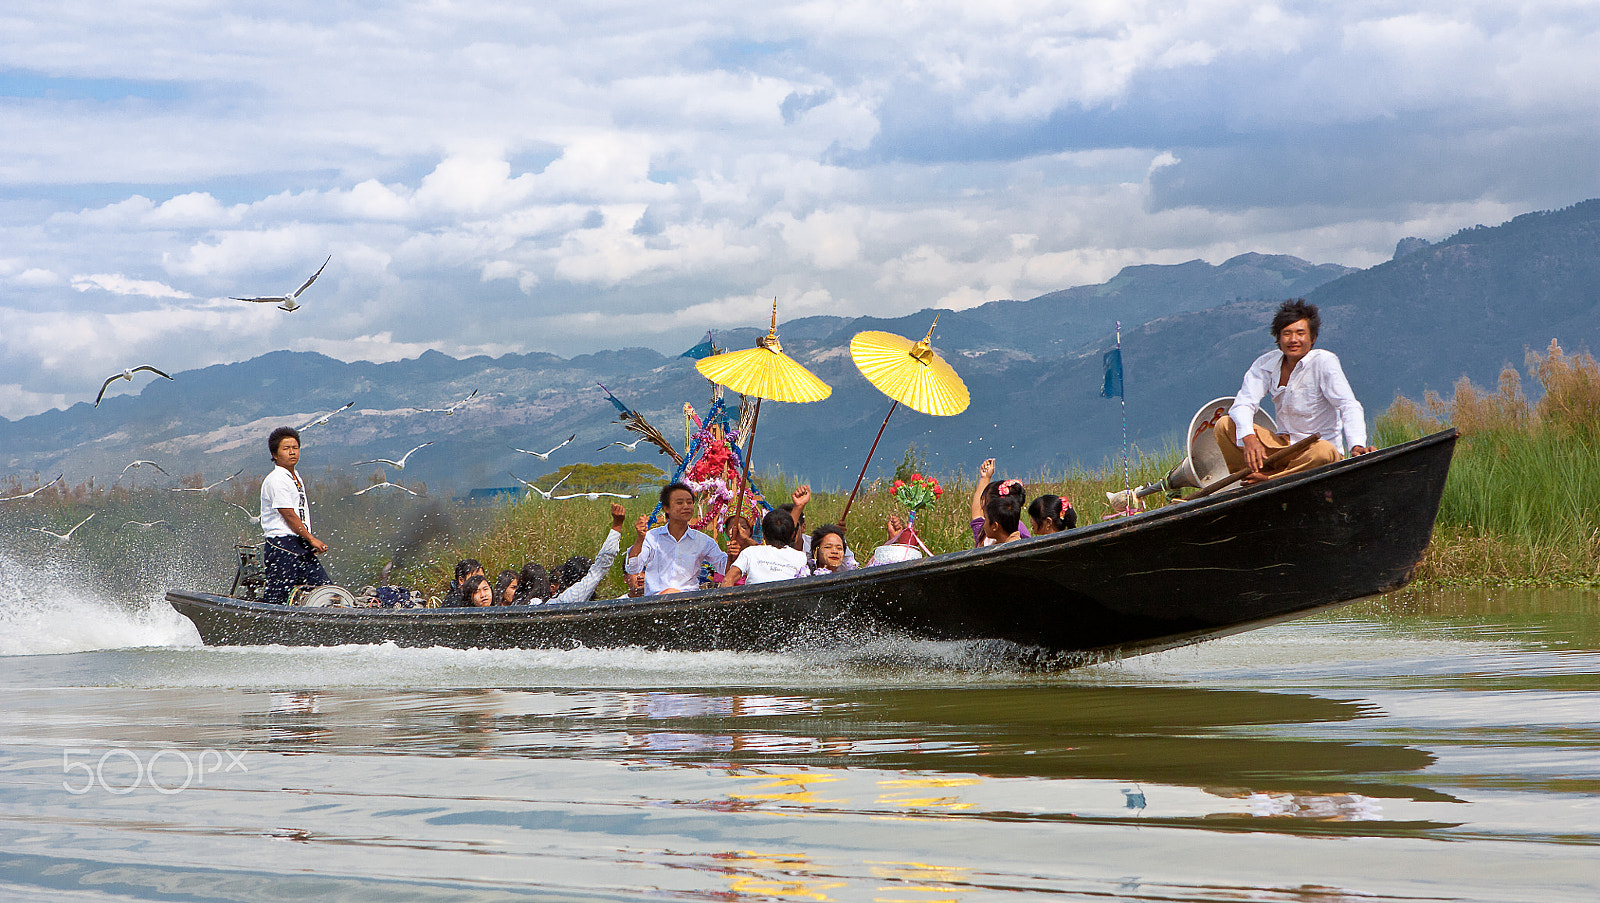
[4,200,1598,495]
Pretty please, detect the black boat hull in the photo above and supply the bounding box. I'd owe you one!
[166,430,1456,659]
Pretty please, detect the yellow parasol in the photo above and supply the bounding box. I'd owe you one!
[839,315,969,524]
[695,299,832,520]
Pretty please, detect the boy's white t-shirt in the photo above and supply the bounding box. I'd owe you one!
[732,544,808,584]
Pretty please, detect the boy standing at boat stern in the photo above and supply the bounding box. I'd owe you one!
[260,426,331,604]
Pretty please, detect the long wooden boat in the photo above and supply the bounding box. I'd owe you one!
[166,429,1456,662]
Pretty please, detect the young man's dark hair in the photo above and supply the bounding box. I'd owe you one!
[1271,299,1321,341]
[553,556,593,596]
[454,559,483,582]
[658,481,694,508]
[268,426,301,457]
[760,508,796,547]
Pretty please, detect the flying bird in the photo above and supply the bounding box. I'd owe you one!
[95,366,173,407]
[353,481,418,496]
[597,437,646,452]
[0,473,63,502]
[118,460,170,479]
[511,435,575,461]
[170,469,244,493]
[414,389,478,415]
[118,519,174,532]
[353,442,433,470]
[508,472,569,500]
[226,501,263,525]
[298,401,354,431]
[551,490,636,501]
[232,255,331,312]
[35,512,95,541]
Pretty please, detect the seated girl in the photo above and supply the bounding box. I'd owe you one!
[969,459,1031,547]
[722,508,808,586]
[462,574,495,607]
[494,569,519,605]
[806,524,855,576]
[1027,495,1076,535]
[982,492,1025,545]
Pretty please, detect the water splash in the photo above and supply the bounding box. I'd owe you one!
[0,551,201,656]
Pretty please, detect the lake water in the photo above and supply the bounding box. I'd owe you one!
[2,554,1597,902]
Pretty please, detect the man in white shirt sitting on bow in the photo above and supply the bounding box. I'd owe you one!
[625,482,728,594]
[1217,299,1374,483]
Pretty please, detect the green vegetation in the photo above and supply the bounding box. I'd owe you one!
[1375,340,1600,584]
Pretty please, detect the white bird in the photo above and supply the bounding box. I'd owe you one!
[95,365,173,407]
[119,519,173,532]
[117,460,169,479]
[35,512,95,541]
[170,468,245,493]
[353,442,433,470]
[226,502,263,525]
[0,473,63,502]
[414,389,478,415]
[551,490,635,501]
[353,481,418,497]
[232,256,331,312]
[297,401,354,431]
[508,472,569,500]
[598,437,646,452]
[511,435,575,461]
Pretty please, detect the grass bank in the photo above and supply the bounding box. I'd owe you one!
[1375,340,1600,585]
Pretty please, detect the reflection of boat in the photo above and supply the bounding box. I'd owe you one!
[166,430,1456,660]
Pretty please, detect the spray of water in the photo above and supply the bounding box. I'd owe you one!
[0,550,200,656]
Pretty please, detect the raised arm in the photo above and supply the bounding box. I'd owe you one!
[549,504,628,604]
[969,459,995,520]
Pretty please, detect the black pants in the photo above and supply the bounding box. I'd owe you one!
[263,536,331,605]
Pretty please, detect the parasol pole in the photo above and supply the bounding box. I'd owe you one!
[838,400,898,526]
[732,397,762,525]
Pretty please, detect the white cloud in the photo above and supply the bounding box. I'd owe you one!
[70,273,193,299]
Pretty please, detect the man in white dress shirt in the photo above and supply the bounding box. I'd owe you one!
[625,482,728,594]
[1218,299,1374,483]
[260,426,330,604]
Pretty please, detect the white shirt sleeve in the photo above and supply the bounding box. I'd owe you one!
[1228,353,1276,447]
[1316,352,1368,452]
[704,535,728,575]
[548,529,621,604]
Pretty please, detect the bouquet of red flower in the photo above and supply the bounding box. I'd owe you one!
[891,472,943,512]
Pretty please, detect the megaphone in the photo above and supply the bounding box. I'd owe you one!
[1106,397,1277,509]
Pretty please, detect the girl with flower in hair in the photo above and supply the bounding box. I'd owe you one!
[968,458,1032,547]
[1027,495,1076,535]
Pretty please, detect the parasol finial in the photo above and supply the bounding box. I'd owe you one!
[757,296,784,353]
[909,313,940,365]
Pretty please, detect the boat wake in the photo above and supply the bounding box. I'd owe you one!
[0,551,201,656]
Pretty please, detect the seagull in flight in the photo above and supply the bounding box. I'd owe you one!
[298,401,354,431]
[509,472,568,500]
[117,460,169,480]
[598,437,646,452]
[35,512,95,541]
[95,365,173,407]
[232,256,330,312]
[511,435,575,461]
[0,474,63,502]
[353,442,433,470]
[415,389,478,415]
[353,481,418,496]
[118,519,174,533]
[226,502,263,525]
[170,469,244,493]
[552,490,636,501]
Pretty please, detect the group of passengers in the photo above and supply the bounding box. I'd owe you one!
[443,502,629,607]
[620,463,1077,597]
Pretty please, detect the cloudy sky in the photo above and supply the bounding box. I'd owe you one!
[2,0,1596,418]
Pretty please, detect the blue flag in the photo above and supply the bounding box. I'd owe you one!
[1101,348,1124,398]
[680,331,717,360]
